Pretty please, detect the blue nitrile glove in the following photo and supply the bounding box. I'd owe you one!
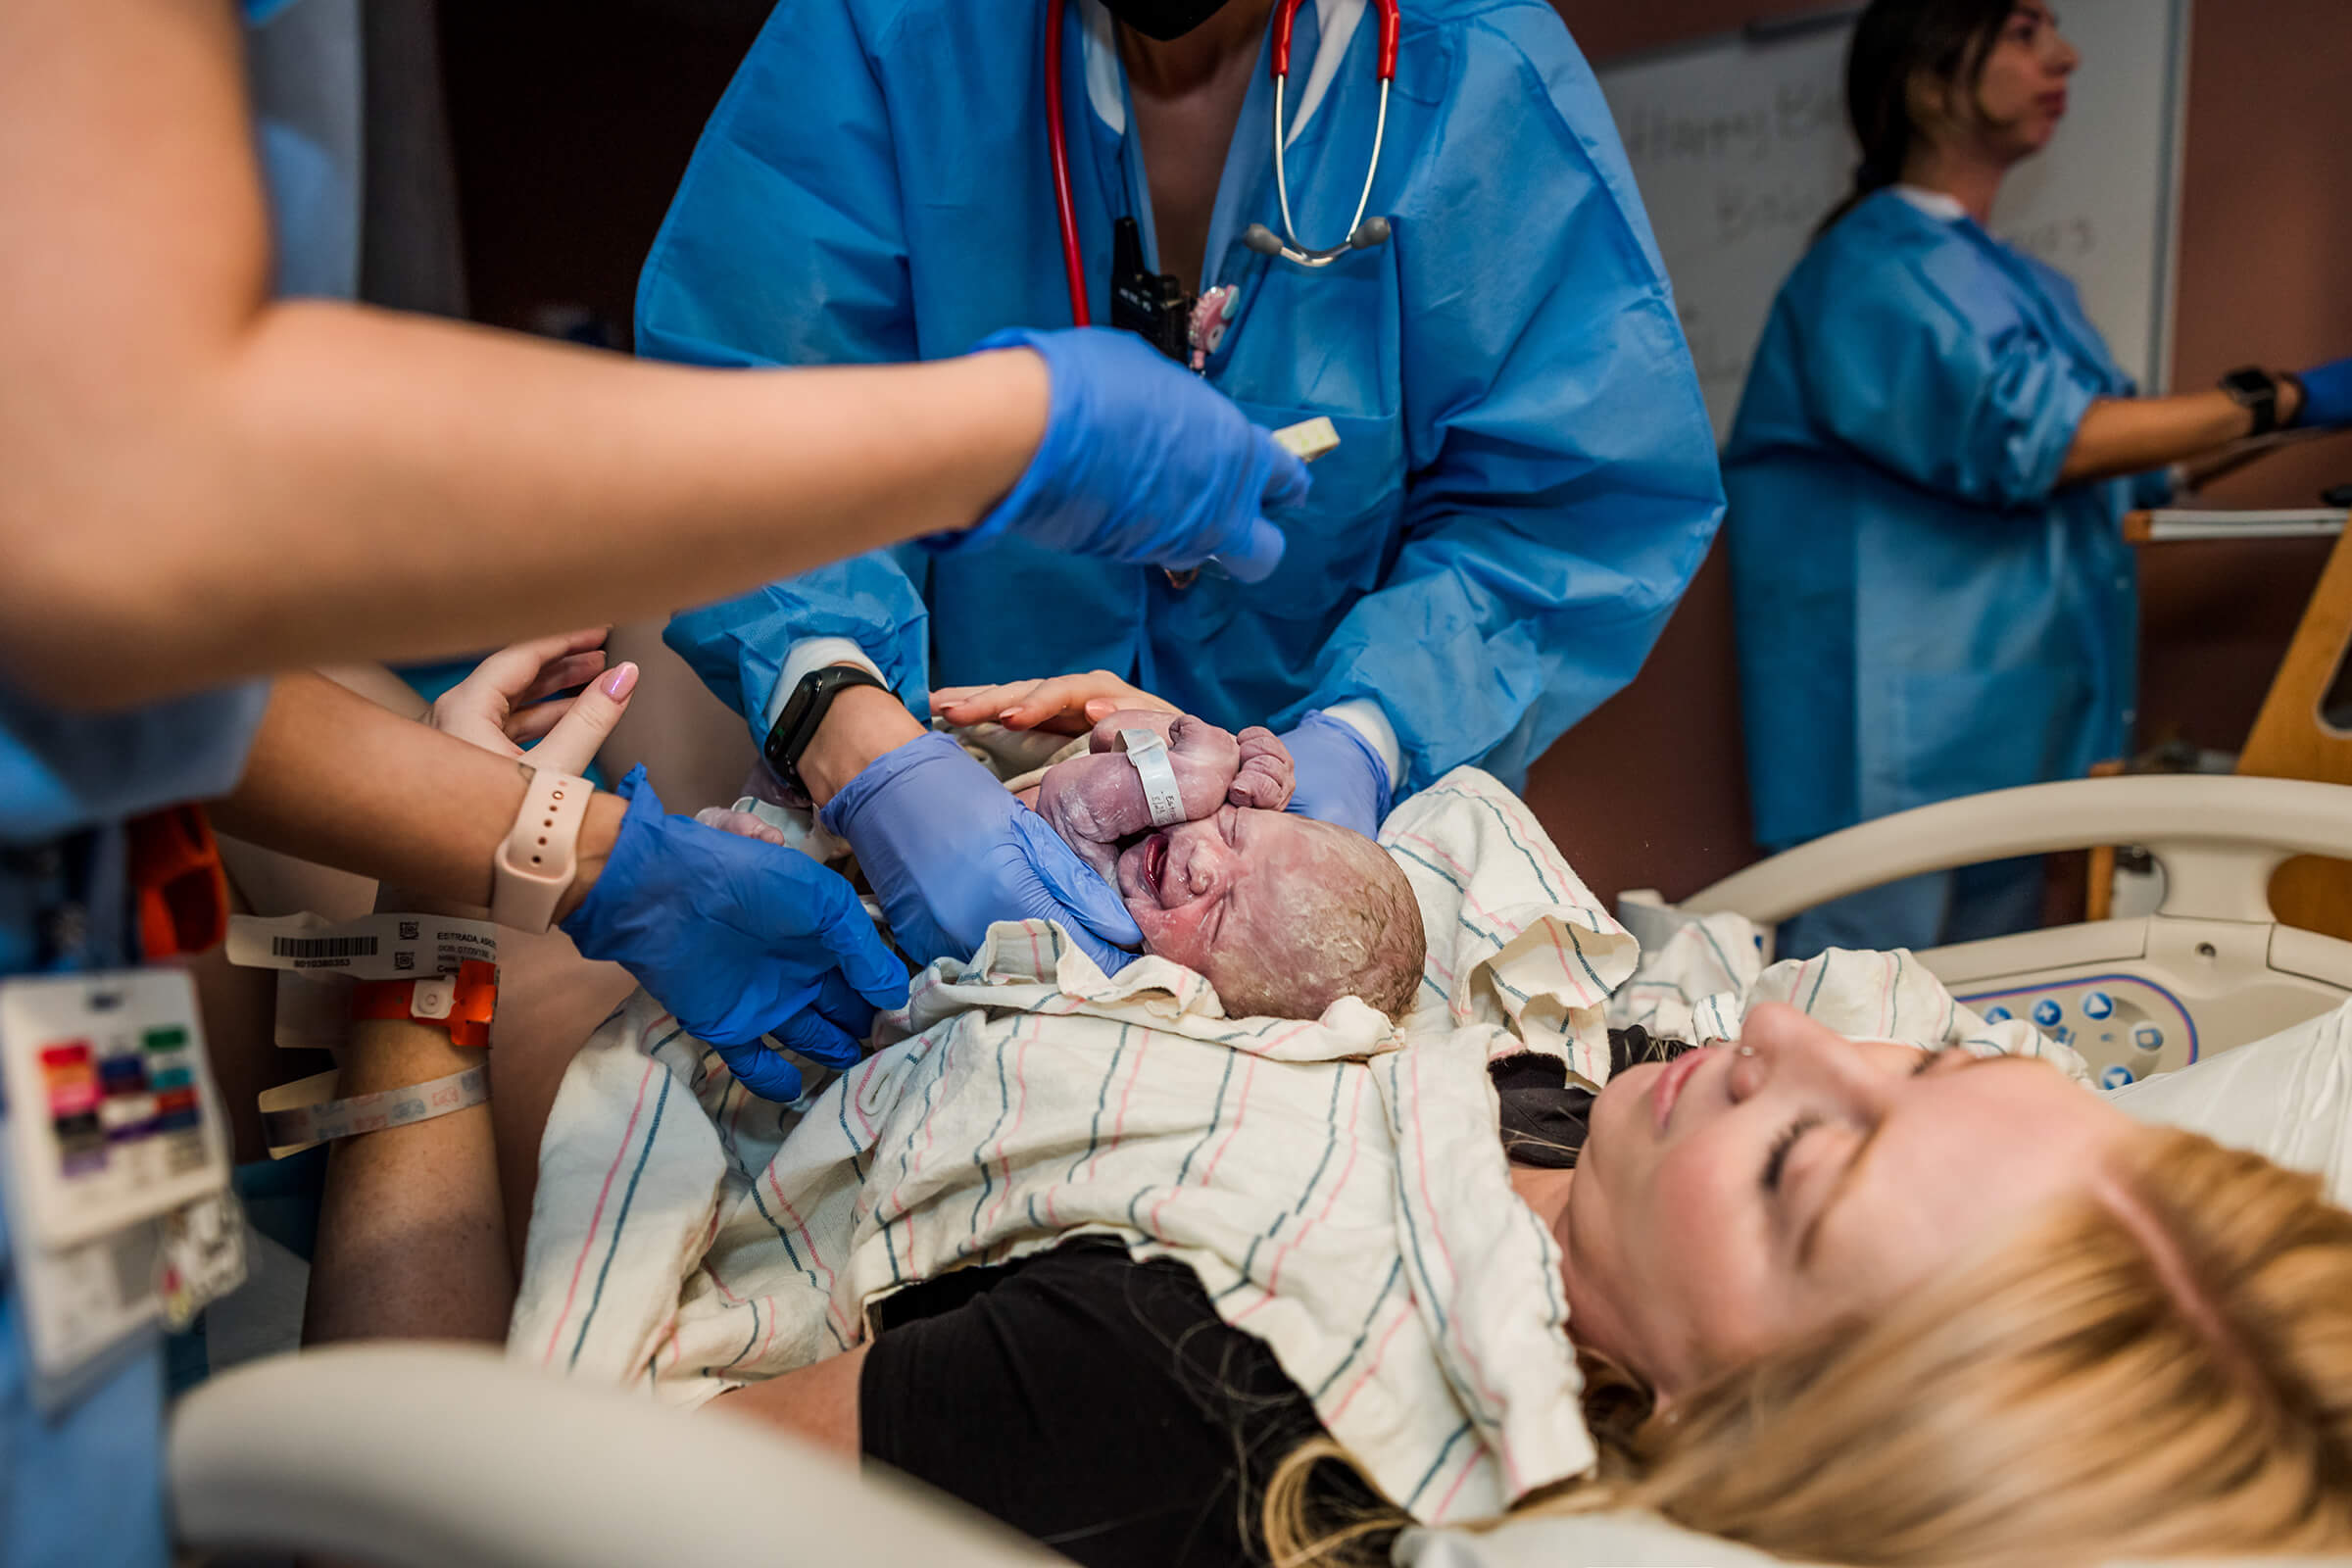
[1277,711,1395,839]
[2293,357,2352,430]
[939,327,1310,583]
[561,767,908,1102]
[818,732,1146,975]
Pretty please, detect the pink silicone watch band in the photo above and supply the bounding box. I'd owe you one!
[489,770,592,933]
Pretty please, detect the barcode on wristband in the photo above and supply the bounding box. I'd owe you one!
[269,935,380,959]
[228,911,498,982]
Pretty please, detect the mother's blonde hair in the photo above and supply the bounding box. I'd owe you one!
[1267,1124,2352,1566]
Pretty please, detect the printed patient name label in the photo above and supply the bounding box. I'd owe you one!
[226,911,498,980]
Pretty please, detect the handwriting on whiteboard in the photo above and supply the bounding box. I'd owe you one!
[1617,81,1842,166]
[1599,0,2178,440]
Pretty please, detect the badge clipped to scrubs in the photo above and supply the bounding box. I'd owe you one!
[0,968,242,1411]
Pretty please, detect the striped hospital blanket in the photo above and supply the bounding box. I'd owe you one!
[511,768,1632,1523]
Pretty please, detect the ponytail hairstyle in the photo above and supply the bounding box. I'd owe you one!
[1816,0,2016,237]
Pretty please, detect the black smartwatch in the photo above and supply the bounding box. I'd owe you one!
[2218,366,2283,437]
[763,664,890,798]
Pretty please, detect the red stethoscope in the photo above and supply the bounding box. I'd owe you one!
[1043,0,1401,328]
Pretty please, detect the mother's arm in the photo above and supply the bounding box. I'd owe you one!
[0,0,1040,710]
[717,1346,868,1457]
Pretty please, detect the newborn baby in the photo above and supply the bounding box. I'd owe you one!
[1026,711,1425,1022]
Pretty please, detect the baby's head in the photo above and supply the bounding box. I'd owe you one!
[1111,805,1425,1022]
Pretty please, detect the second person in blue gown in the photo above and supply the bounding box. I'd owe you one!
[1726,0,2352,958]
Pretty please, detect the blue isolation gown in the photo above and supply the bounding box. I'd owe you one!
[645,0,1723,795]
[1724,188,2167,953]
[2,3,350,1560]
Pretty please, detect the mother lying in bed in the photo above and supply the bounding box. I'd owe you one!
[361,666,2352,1568]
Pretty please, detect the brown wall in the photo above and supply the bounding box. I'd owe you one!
[437,2,2352,908]
[1525,0,2352,911]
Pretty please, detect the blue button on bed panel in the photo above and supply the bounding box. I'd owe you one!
[2082,992,2114,1019]
[2133,1025,2164,1052]
[2032,999,2063,1028]
[2100,1064,2135,1089]
[1984,1005,2014,1023]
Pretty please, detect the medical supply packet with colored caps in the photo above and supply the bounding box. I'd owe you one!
[0,968,244,1411]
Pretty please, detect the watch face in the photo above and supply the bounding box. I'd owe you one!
[766,666,884,780]
[2221,368,2274,399]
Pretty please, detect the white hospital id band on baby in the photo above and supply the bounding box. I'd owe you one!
[1120,727,1189,828]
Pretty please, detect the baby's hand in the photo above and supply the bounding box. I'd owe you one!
[692,806,788,846]
[1230,726,1295,812]
[1085,710,1249,816]
[1093,711,1294,812]
[1032,710,1249,877]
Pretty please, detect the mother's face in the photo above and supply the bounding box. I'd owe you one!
[1561,1003,2133,1400]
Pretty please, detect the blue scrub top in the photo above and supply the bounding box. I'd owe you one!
[4,4,332,1562]
[645,0,1723,795]
[1723,189,2167,852]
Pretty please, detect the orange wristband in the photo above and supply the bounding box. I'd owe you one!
[349,960,499,1050]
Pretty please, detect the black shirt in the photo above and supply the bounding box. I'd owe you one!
[858,1029,1686,1566]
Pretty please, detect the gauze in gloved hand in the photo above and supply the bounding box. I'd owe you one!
[1277,710,1395,839]
[935,327,1309,582]
[561,767,907,1102]
[819,732,1145,976]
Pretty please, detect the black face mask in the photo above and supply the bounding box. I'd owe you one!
[1098,0,1236,41]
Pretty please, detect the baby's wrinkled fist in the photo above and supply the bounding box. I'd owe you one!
[1229,726,1295,811]
[1083,711,1293,813]
[1032,710,1267,878]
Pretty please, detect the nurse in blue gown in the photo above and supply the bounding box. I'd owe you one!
[646,0,1726,837]
[1725,0,2352,959]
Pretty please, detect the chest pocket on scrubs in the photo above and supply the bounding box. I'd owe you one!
[1158,404,1403,635]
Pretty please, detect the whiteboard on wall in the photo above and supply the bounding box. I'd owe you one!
[1596,1,2190,444]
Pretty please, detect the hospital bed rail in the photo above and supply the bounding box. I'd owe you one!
[169,1343,1049,1566]
[1651,773,2352,1079]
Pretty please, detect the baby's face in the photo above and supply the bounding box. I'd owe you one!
[1113,805,1397,1016]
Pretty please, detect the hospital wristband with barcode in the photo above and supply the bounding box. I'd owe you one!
[349,961,498,1050]
[258,1065,490,1150]
[1119,727,1189,828]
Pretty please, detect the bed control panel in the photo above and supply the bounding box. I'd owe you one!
[1953,974,2198,1085]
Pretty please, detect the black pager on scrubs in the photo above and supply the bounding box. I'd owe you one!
[1109,216,1192,365]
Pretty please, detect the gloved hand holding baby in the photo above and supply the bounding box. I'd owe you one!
[710,674,1425,1037]
[1014,708,1423,1024]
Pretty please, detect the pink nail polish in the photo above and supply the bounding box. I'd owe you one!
[603,662,639,700]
